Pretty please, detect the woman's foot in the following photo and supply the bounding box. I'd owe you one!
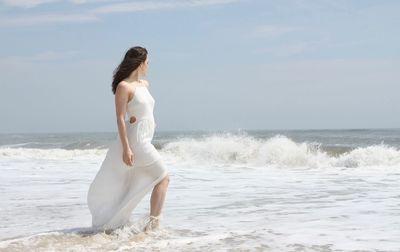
[144,215,160,233]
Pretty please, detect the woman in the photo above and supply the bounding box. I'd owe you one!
[87,46,170,234]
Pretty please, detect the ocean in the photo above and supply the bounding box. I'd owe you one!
[0,129,399,251]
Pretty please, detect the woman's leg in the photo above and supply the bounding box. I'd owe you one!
[144,173,169,232]
[150,174,170,217]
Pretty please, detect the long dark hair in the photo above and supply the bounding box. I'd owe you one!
[111,46,148,94]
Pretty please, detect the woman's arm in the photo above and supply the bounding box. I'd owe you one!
[115,83,132,151]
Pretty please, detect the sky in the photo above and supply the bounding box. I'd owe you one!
[0,0,399,133]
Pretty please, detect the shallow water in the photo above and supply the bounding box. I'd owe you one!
[1,130,400,251]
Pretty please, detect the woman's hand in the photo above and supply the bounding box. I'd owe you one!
[123,147,134,167]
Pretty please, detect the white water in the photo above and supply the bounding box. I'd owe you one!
[2,134,400,168]
[1,134,399,251]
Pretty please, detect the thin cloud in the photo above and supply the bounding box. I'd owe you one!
[69,0,118,5]
[255,36,330,57]
[255,58,399,84]
[0,13,99,27]
[90,0,242,15]
[293,0,352,13]
[0,0,115,8]
[256,40,311,57]
[248,24,302,40]
[187,0,242,6]
[0,0,243,26]
[90,1,179,14]
[0,50,81,63]
[1,0,60,8]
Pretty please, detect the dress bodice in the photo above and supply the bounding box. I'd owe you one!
[126,86,155,122]
[124,86,158,147]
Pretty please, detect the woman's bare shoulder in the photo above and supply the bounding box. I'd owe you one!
[116,81,135,101]
[116,81,130,92]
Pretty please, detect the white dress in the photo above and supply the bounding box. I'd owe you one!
[87,85,168,231]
